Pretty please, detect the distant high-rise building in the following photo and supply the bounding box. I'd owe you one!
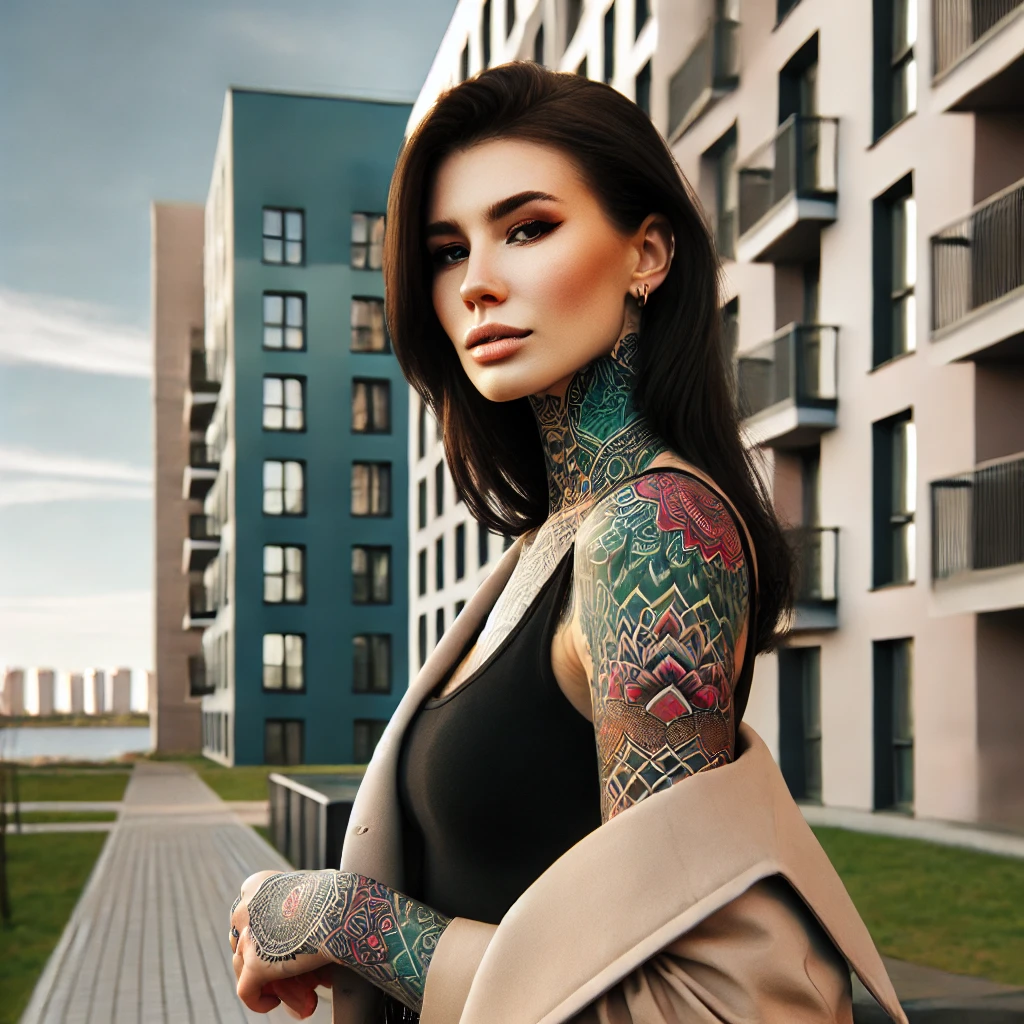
[69,672,86,714]
[87,669,106,715]
[109,668,132,715]
[35,669,56,716]
[1,668,25,716]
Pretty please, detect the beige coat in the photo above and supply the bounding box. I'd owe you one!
[331,536,908,1024]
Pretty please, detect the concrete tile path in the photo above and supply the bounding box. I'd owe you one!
[17,762,331,1024]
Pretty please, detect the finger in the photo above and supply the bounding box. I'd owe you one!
[270,977,318,1019]
[236,968,283,1014]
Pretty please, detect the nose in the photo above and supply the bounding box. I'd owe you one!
[459,250,507,310]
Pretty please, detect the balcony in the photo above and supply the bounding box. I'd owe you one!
[188,654,214,697]
[932,0,1024,111]
[736,115,839,264]
[182,441,219,501]
[183,581,216,631]
[931,452,1024,614]
[737,324,838,448]
[181,514,220,574]
[930,177,1024,363]
[184,350,220,431]
[785,527,839,632]
[667,15,740,140]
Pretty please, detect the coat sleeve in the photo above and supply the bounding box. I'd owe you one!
[418,878,853,1024]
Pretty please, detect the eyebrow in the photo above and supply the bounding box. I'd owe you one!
[425,190,562,239]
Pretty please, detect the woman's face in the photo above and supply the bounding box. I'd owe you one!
[425,138,666,402]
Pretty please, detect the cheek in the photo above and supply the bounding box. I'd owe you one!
[523,232,627,322]
[431,274,463,336]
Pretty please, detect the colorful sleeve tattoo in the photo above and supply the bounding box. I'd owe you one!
[574,471,751,821]
[245,870,451,1011]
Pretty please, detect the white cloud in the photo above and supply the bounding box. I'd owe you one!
[0,288,150,378]
[0,444,152,507]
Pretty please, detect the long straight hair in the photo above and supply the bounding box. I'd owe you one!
[384,62,793,654]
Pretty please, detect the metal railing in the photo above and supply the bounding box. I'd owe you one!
[188,442,218,469]
[188,582,214,618]
[667,16,740,138]
[931,177,1024,333]
[188,655,213,697]
[737,115,839,237]
[737,324,839,420]
[268,774,362,871]
[785,527,839,604]
[188,514,220,542]
[933,0,1024,76]
[931,453,1024,579]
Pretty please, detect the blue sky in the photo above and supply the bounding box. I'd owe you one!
[0,0,455,676]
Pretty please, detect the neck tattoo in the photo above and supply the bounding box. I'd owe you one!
[528,332,667,518]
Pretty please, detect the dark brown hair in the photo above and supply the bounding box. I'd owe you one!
[384,61,793,654]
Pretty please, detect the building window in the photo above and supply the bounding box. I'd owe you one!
[263,376,305,431]
[262,208,304,265]
[263,545,305,604]
[460,41,470,81]
[352,634,391,694]
[635,0,649,37]
[603,4,615,83]
[635,60,651,116]
[478,522,489,568]
[352,546,391,604]
[435,536,445,591]
[263,633,305,692]
[709,127,738,261]
[417,479,428,530]
[263,293,305,351]
[418,614,428,667]
[263,460,305,516]
[351,378,390,434]
[482,0,492,67]
[533,22,545,64]
[351,462,391,517]
[873,638,914,811]
[566,0,582,46]
[873,178,916,366]
[351,297,389,353]
[455,523,466,580]
[417,548,428,597]
[778,646,822,803]
[434,461,445,517]
[417,400,428,459]
[436,607,445,644]
[353,719,388,764]
[265,719,304,765]
[873,0,917,138]
[455,599,466,618]
[351,213,385,270]
[506,0,516,36]
[872,410,916,587]
[777,0,802,21]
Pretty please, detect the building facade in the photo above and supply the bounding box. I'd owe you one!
[152,201,207,754]
[410,0,1024,827]
[194,89,412,766]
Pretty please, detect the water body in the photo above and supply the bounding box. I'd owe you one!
[0,726,151,762]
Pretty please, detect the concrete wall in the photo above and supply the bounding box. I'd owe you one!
[152,202,205,753]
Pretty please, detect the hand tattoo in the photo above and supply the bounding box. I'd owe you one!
[245,871,451,1010]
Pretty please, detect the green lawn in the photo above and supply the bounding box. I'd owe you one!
[814,827,1024,986]
[193,762,364,802]
[12,767,131,803]
[17,811,118,824]
[0,832,108,1024]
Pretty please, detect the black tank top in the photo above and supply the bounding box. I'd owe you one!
[396,467,757,926]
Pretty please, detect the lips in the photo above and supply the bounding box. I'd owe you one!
[464,324,532,349]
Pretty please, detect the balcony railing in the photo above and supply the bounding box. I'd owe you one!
[188,442,218,469]
[189,350,220,394]
[737,115,839,238]
[931,454,1024,579]
[933,0,1024,76]
[188,654,214,697]
[931,178,1024,334]
[787,526,839,604]
[188,514,221,542]
[667,16,740,138]
[737,325,838,421]
[188,582,215,619]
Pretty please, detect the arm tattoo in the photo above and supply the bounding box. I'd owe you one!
[575,472,750,821]
[246,871,451,1010]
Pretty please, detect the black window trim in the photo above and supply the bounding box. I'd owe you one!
[351,460,394,519]
[262,374,307,434]
[262,458,307,519]
[351,632,393,695]
[261,206,306,267]
[261,631,307,694]
[351,377,392,434]
[262,542,307,606]
[262,290,308,352]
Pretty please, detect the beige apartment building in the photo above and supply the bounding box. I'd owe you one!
[411,0,1024,827]
[151,202,209,754]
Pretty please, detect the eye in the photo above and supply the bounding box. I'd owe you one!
[430,243,469,268]
[507,220,556,244]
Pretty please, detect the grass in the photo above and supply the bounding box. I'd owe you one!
[17,811,118,824]
[814,827,1024,986]
[251,825,272,845]
[3,713,149,729]
[0,832,108,1024]
[177,760,364,802]
[9,766,131,803]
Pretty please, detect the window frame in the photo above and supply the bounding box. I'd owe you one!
[351,213,386,271]
[350,296,390,354]
[872,174,916,367]
[262,459,307,518]
[262,374,306,433]
[351,377,391,434]
[455,522,466,581]
[351,460,393,518]
[873,638,914,812]
[351,545,392,605]
[262,207,305,267]
[262,632,306,693]
[872,409,916,588]
[262,291,307,352]
[264,717,305,765]
[353,718,389,764]
[352,633,392,695]
[262,543,306,605]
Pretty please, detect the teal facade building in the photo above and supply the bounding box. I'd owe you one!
[187,89,411,766]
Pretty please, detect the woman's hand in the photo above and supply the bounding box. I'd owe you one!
[229,870,334,1017]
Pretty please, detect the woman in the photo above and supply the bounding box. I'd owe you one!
[228,63,906,1024]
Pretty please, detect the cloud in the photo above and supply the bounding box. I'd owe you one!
[0,444,152,507]
[0,288,150,378]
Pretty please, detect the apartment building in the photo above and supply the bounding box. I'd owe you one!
[410,0,1024,827]
[190,88,411,766]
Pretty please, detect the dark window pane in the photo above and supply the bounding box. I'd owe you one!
[435,536,444,591]
[353,719,388,763]
[455,523,466,580]
[418,614,428,667]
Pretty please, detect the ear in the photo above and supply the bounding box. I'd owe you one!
[630,214,674,297]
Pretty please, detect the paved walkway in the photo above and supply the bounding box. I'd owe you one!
[17,763,330,1024]
[6,799,268,833]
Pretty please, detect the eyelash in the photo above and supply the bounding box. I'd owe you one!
[431,219,557,268]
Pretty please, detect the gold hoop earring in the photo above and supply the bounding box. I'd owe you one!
[634,283,649,308]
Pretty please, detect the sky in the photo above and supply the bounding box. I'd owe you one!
[0,0,456,677]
